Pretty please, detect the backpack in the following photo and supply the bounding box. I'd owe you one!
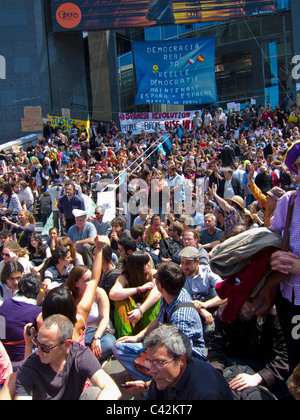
[210,227,282,278]
[223,363,277,400]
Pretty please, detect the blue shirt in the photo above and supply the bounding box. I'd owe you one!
[157,288,205,360]
[67,222,97,253]
[58,195,85,219]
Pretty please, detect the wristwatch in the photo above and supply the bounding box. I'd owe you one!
[93,336,101,340]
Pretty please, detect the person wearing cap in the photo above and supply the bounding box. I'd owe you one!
[269,140,300,374]
[67,209,97,268]
[179,246,225,331]
[247,165,285,227]
[58,182,85,232]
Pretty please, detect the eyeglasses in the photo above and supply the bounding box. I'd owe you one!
[32,336,64,354]
[2,253,10,257]
[144,358,174,370]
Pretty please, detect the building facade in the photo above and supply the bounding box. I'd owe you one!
[0,0,89,143]
[0,0,299,142]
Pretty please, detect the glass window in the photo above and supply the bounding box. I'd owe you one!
[261,15,283,36]
[217,22,238,45]
[239,19,261,40]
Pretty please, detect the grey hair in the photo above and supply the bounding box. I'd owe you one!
[96,205,105,215]
[144,324,192,362]
[42,314,74,343]
[204,213,216,222]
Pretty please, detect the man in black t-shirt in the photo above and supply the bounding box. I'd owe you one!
[15,314,121,400]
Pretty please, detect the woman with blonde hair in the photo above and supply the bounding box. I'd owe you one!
[0,240,32,280]
[150,169,169,220]
[2,209,35,248]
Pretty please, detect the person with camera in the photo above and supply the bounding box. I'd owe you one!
[0,273,42,369]
[2,209,36,249]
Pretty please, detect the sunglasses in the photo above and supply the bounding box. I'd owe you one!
[2,252,11,257]
[32,336,64,354]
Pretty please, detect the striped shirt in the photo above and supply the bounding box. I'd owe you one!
[270,189,300,305]
[157,288,205,360]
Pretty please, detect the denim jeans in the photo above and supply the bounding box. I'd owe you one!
[113,341,151,381]
[85,327,116,362]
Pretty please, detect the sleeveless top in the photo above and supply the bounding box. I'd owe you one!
[146,228,162,246]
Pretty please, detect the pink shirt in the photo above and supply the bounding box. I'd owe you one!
[0,342,12,385]
[270,189,300,305]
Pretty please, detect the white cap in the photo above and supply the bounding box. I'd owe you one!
[72,209,87,218]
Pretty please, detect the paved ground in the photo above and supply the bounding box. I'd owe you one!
[102,357,144,400]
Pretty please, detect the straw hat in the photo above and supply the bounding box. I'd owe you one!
[230,196,245,211]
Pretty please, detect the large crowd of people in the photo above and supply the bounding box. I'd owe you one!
[0,98,300,400]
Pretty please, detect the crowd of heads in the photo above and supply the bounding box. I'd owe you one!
[0,97,300,400]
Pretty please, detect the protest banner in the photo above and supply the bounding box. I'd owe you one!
[118,110,202,134]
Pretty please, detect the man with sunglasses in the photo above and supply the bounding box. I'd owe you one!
[89,205,112,237]
[14,314,121,400]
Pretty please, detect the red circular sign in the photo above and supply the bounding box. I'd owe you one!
[56,3,82,29]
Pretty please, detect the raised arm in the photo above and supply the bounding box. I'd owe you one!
[77,236,105,323]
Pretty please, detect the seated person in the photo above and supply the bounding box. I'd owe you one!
[199,213,222,252]
[130,224,160,267]
[172,228,210,266]
[66,265,116,362]
[0,241,33,281]
[28,233,51,270]
[0,230,13,262]
[40,246,73,292]
[109,216,131,254]
[0,260,24,303]
[67,209,97,269]
[109,251,161,338]
[0,342,13,391]
[158,221,184,261]
[178,246,225,333]
[113,262,206,382]
[15,314,122,400]
[2,209,35,249]
[206,304,290,399]
[0,274,42,368]
[144,215,168,248]
[135,324,233,400]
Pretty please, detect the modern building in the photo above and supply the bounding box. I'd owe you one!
[96,0,297,121]
[0,0,89,143]
[0,0,299,143]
